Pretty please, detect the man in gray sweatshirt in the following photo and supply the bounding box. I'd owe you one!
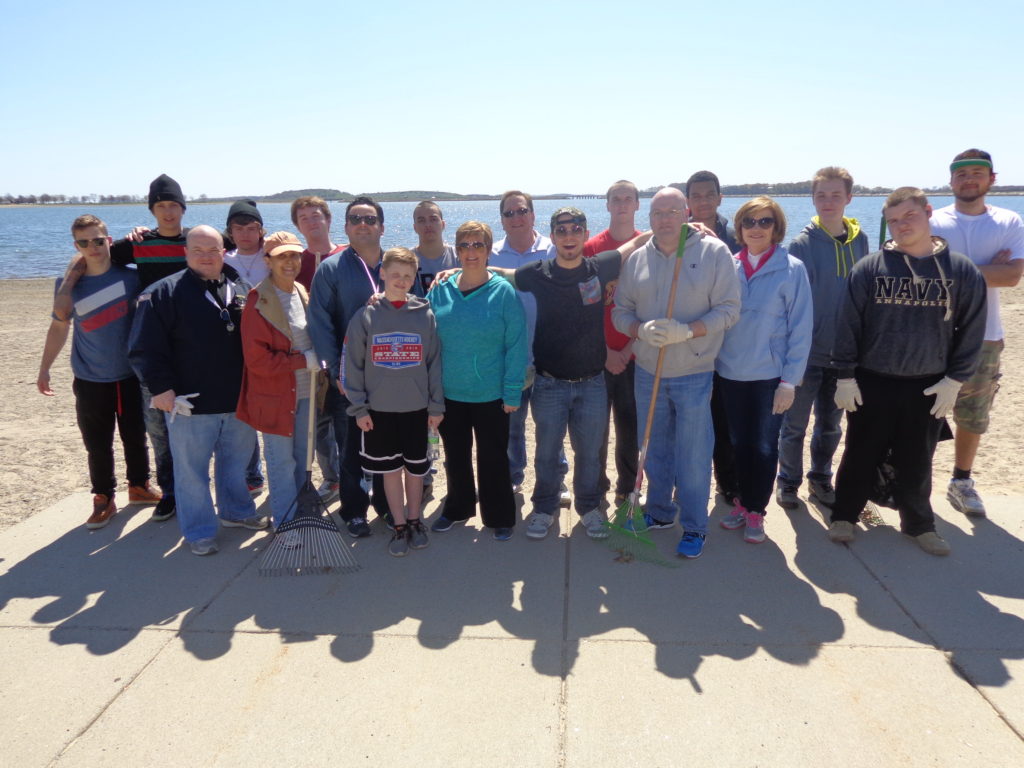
[612,187,740,559]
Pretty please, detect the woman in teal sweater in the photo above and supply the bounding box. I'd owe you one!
[429,221,528,540]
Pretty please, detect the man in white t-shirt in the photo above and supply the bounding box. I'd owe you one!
[929,148,1024,517]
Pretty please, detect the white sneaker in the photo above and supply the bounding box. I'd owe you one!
[317,480,339,503]
[526,512,554,539]
[947,478,986,517]
[581,509,609,539]
[559,483,571,508]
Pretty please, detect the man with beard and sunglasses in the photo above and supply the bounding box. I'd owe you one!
[929,149,1024,518]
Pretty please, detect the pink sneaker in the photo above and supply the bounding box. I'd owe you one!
[743,511,766,543]
[720,499,747,530]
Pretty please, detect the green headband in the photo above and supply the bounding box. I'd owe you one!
[950,158,993,172]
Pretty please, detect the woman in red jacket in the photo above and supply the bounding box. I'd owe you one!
[238,231,321,536]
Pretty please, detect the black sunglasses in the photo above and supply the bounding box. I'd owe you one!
[456,241,488,251]
[553,224,585,236]
[75,237,108,248]
[347,214,379,226]
[501,207,531,219]
[741,216,775,229]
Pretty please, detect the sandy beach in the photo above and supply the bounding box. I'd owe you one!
[1,276,1022,531]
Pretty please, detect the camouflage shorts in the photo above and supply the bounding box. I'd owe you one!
[953,340,1003,434]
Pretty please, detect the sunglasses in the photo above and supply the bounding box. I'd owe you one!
[347,214,379,226]
[456,241,487,251]
[501,207,531,219]
[741,216,775,230]
[75,237,108,248]
[553,224,585,236]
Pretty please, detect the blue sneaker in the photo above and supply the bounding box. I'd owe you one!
[676,531,706,559]
[493,526,513,541]
[430,515,456,532]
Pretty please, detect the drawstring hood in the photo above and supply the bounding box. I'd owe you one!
[884,236,954,322]
[810,216,862,279]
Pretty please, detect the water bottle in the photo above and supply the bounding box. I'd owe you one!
[427,427,441,462]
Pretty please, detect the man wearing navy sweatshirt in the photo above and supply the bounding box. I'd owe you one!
[828,188,987,556]
[129,225,266,556]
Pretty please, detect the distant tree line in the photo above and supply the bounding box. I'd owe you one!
[5,184,1024,206]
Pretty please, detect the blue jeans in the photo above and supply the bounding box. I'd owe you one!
[719,377,784,514]
[314,407,339,485]
[246,442,264,486]
[166,411,257,542]
[508,377,568,487]
[140,383,174,494]
[777,365,842,486]
[634,367,713,534]
[530,373,606,516]
[263,397,311,528]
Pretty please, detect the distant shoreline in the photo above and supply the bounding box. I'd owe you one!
[5,192,1024,209]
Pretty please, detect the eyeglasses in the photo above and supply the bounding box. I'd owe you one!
[501,207,531,219]
[650,209,684,219]
[74,237,108,248]
[553,224,585,236]
[456,241,487,251]
[347,214,379,226]
[741,216,775,230]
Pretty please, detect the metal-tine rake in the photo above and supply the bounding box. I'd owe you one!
[259,365,360,577]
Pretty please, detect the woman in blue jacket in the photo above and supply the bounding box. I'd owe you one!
[429,221,528,541]
[715,197,812,544]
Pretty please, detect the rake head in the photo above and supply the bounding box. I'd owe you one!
[603,492,680,568]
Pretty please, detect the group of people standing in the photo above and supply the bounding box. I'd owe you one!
[38,150,1022,560]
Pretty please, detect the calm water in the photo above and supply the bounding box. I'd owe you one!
[3,196,1024,279]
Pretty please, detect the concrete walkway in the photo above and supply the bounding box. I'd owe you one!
[1,489,1022,767]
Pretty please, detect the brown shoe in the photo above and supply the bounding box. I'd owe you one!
[128,482,162,504]
[913,531,951,556]
[827,520,856,543]
[86,494,116,530]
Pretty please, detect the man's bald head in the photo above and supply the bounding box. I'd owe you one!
[649,187,689,254]
[186,224,224,248]
[186,224,226,279]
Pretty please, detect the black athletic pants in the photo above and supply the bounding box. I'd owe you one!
[73,376,150,497]
[831,370,943,536]
[711,373,740,499]
[599,360,639,496]
[438,398,516,528]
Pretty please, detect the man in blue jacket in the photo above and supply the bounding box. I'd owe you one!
[129,225,266,556]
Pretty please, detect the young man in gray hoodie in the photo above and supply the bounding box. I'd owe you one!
[777,167,869,509]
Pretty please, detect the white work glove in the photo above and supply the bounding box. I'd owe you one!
[923,376,963,419]
[637,319,671,348]
[661,319,693,345]
[303,350,320,371]
[169,393,199,423]
[834,378,862,412]
[772,383,796,414]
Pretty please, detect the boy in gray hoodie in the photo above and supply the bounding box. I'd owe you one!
[777,167,869,509]
[344,248,444,557]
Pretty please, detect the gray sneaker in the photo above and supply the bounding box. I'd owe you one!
[526,512,554,540]
[581,509,609,539]
[808,479,836,507]
[388,527,410,557]
[776,484,799,509]
[947,478,986,517]
[190,537,219,556]
[221,515,269,530]
[407,519,429,550]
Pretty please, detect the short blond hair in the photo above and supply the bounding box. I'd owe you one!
[812,166,854,196]
[71,214,108,236]
[382,246,419,271]
[455,220,494,253]
[884,187,929,212]
[290,196,331,226]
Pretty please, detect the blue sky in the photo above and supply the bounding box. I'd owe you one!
[3,0,1022,197]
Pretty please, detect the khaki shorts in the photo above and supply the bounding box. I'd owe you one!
[953,340,1003,434]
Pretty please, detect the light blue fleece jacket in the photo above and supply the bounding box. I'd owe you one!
[715,245,813,385]
[429,273,528,407]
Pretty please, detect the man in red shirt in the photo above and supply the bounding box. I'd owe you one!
[584,180,643,503]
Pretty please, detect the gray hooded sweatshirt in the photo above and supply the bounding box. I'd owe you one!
[343,295,444,419]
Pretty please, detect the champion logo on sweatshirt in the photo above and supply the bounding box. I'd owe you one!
[371,332,423,369]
